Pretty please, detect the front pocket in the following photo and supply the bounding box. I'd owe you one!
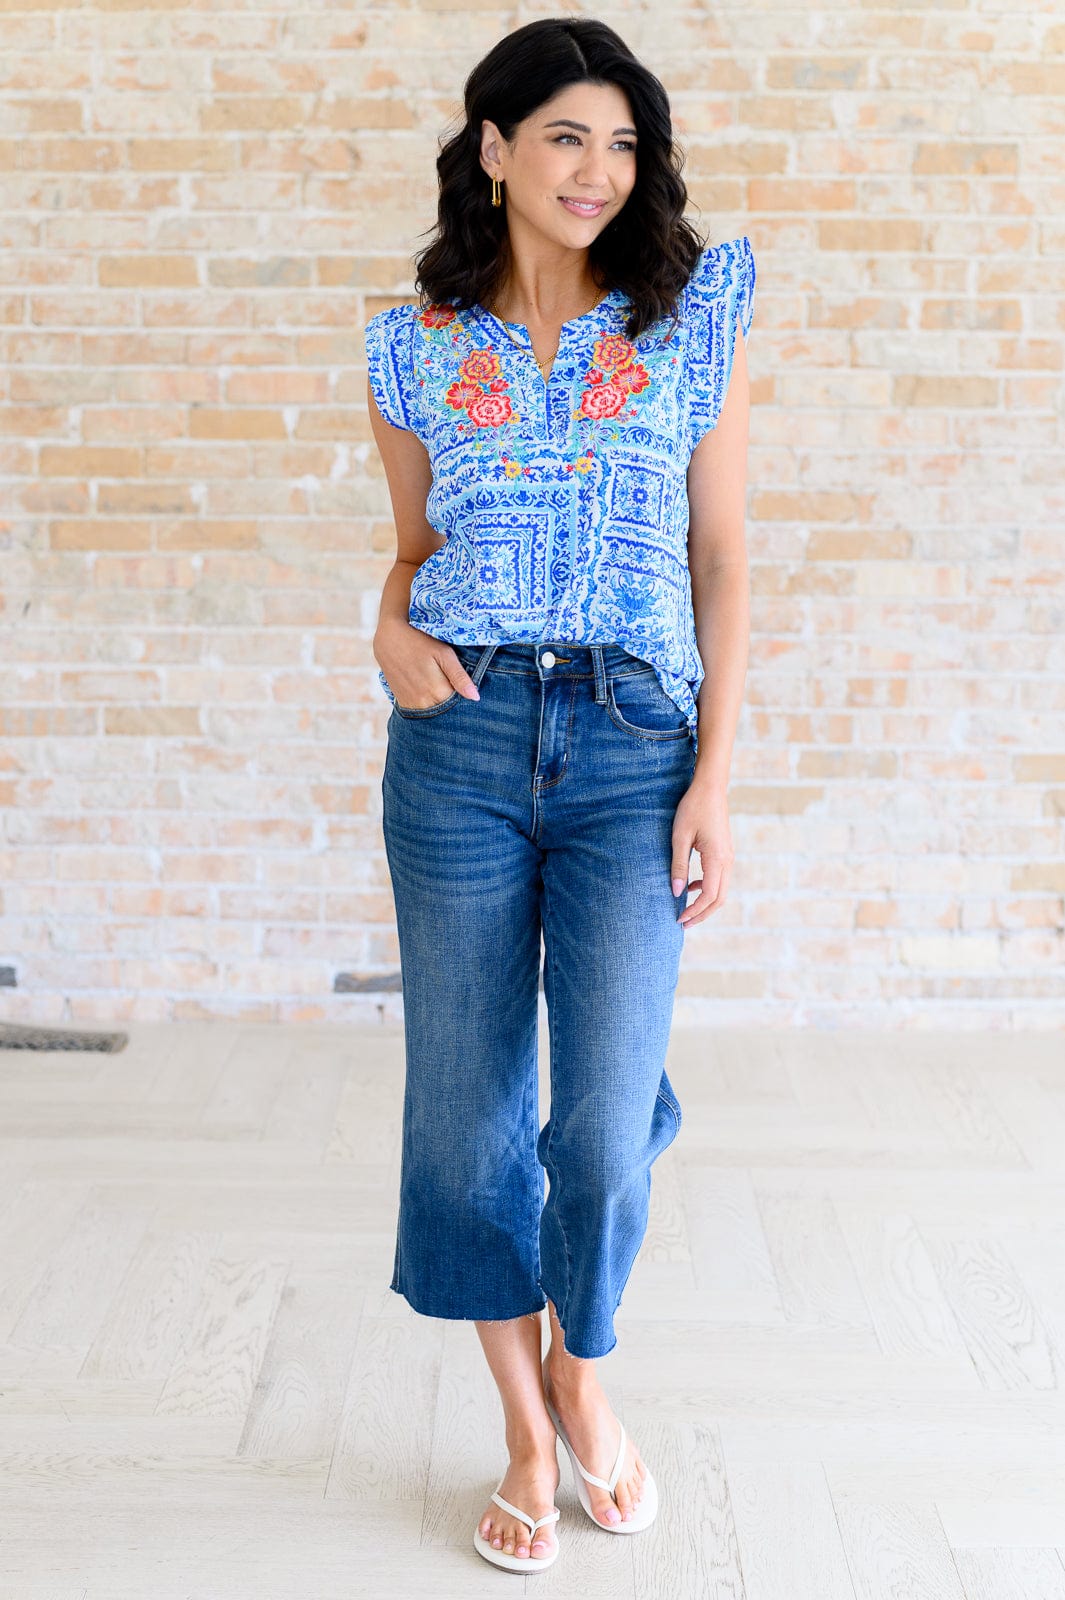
[606,670,690,741]
[389,644,484,719]
[392,688,461,719]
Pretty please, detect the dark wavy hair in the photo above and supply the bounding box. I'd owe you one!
[412,17,707,344]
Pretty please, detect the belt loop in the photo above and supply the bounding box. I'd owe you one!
[591,644,607,704]
[471,644,497,687]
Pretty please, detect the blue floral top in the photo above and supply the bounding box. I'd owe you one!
[364,233,755,754]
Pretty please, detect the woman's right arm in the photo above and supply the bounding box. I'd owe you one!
[367,378,480,707]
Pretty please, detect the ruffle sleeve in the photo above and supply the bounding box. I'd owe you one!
[364,302,424,438]
[684,234,755,451]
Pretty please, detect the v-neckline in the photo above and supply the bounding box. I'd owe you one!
[473,287,625,384]
[475,287,623,337]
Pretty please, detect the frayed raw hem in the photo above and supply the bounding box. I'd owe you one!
[389,1280,548,1324]
[551,1327,618,1360]
[539,1275,619,1360]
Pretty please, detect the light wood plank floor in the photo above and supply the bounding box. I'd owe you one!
[0,1022,1063,1599]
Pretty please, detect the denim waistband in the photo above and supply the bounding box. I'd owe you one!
[452,640,653,680]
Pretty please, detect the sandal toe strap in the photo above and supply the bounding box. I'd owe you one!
[490,1490,561,1535]
[606,1420,627,1494]
[574,1419,628,1496]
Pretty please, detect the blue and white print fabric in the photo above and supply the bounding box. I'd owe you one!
[364,233,755,753]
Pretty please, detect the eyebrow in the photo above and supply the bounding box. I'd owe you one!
[542,118,638,137]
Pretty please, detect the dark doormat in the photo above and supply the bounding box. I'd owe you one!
[0,1023,129,1052]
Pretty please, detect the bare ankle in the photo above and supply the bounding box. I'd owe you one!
[505,1419,558,1462]
[545,1352,598,1395]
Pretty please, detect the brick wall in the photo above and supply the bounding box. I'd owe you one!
[2,5,1063,1026]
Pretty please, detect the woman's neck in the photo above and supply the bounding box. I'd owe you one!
[487,253,607,326]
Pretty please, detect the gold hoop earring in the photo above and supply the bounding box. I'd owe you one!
[491,175,502,207]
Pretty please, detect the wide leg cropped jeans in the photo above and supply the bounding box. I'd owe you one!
[381,640,695,1359]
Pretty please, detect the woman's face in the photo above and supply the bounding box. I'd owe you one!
[481,81,638,248]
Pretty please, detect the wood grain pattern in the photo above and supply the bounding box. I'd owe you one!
[0,1022,1062,1597]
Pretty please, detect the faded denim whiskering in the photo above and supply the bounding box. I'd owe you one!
[365,235,756,757]
[382,641,694,1360]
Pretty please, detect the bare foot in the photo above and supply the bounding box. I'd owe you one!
[477,1438,561,1561]
[542,1353,647,1527]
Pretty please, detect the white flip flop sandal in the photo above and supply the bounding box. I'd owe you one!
[544,1392,659,1533]
[473,1486,561,1572]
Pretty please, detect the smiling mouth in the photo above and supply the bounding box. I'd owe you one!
[559,197,606,211]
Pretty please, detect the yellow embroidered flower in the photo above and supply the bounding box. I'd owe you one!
[592,332,636,373]
[573,455,594,473]
[459,348,503,384]
[503,458,522,478]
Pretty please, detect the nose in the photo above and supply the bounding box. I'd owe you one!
[574,156,609,187]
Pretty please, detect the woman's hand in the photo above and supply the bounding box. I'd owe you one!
[670,778,734,928]
[374,619,481,709]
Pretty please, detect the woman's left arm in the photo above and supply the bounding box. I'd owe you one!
[671,328,751,927]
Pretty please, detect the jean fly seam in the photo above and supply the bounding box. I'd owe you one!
[533,677,580,801]
[566,673,580,751]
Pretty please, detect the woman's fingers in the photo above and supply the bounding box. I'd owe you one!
[679,864,729,926]
[385,649,480,707]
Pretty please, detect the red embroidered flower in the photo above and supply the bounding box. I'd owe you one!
[419,304,457,330]
[592,333,636,372]
[445,377,488,412]
[611,361,650,396]
[578,376,630,421]
[466,389,514,427]
[459,349,503,384]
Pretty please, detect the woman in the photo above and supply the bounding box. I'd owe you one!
[364,17,754,1575]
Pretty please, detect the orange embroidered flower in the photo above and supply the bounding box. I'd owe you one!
[459,348,503,384]
[437,345,517,428]
[592,333,636,372]
[418,303,457,330]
